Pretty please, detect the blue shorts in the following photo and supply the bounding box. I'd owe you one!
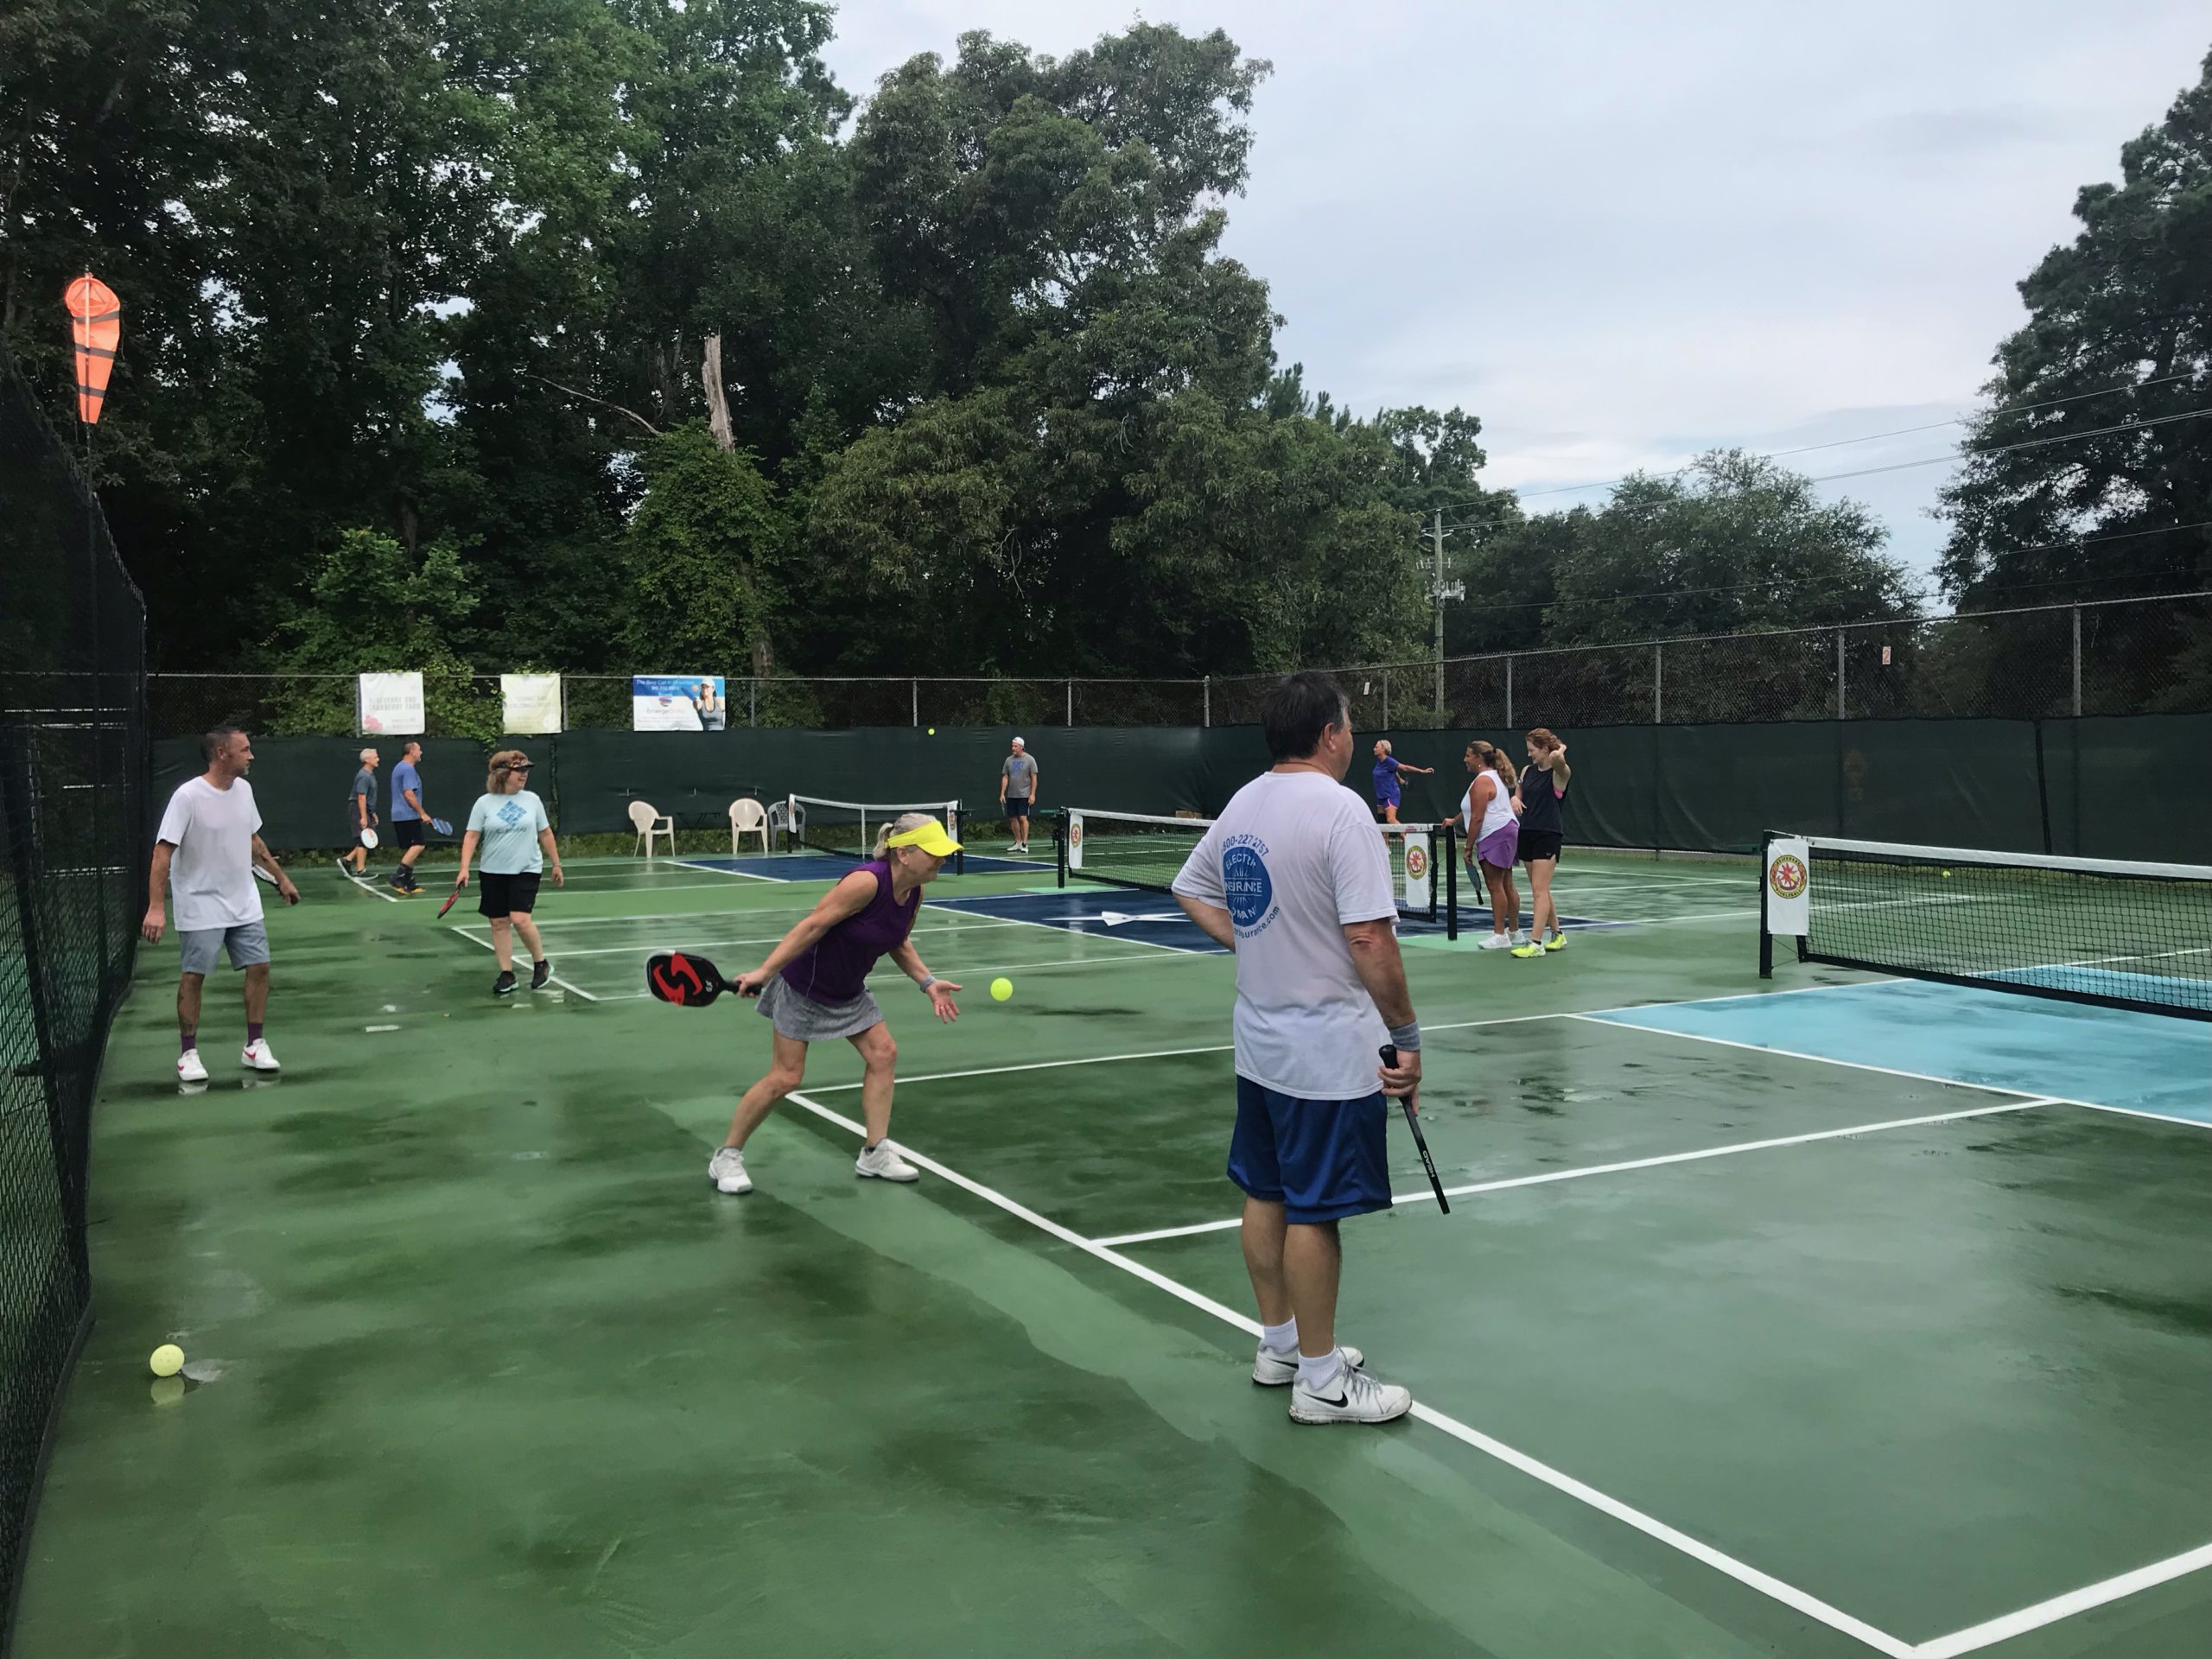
[1228,1077,1392,1224]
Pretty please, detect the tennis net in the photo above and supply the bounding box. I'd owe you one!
[1762,833,2212,1021]
[1058,808,1458,938]
[786,793,964,874]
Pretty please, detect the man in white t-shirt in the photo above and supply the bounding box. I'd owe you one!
[1173,671,1425,1427]
[142,728,299,1084]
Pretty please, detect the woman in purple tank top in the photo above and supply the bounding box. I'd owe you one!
[706,813,964,1197]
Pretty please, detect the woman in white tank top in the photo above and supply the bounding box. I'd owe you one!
[1448,741,1525,949]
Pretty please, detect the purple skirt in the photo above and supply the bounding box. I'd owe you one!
[1476,821,1520,869]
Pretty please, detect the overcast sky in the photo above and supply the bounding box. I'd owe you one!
[821,1,2209,595]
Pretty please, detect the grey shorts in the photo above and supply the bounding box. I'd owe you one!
[179,921,270,976]
[755,975,884,1043]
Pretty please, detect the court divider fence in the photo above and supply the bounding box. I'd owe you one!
[154,712,2210,866]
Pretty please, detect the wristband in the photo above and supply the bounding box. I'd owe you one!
[918,976,938,994]
[1387,1021,1421,1052]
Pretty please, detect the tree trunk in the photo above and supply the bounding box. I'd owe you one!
[702,332,734,453]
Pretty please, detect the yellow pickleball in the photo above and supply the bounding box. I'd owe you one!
[149,1343,184,1378]
[990,977,1014,1002]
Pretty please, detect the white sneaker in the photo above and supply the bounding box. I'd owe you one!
[241,1038,280,1071]
[708,1147,752,1194]
[855,1141,919,1182]
[176,1048,208,1084]
[1478,932,1512,950]
[1289,1357,1413,1425]
[1253,1343,1364,1387]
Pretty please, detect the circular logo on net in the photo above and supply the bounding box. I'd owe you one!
[1406,844,1429,880]
[1222,845,1274,928]
[1769,855,1808,899]
[1069,822,1084,849]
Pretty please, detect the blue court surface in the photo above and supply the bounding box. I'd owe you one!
[1587,979,2212,1125]
[676,850,1053,881]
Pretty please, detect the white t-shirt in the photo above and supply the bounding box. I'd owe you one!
[1172,770,1398,1099]
[467,789,551,874]
[156,776,264,932]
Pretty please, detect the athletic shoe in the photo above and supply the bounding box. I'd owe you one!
[855,1141,920,1182]
[1253,1343,1364,1387]
[1478,932,1512,950]
[241,1038,280,1072]
[708,1147,753,1194]
[387,874,414,895]
[1543,932,1567,952]
[530,959,551,991]
[1510,939,1546,958]
[493,969,518,996]
[177,1048,208,1084]
[1289,1357,1413,1426]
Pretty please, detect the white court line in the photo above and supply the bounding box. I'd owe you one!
[923,896,1202,955]
[1090,1099,2057,1247]
[669,858,781,883]
[1914,1539,2212,1659]
[800,1012,1572,1096]
[1569,1014,2212,1132]
[365,1023,400,1033]
[443,927,601,1001]
[556,879,811,899]
[482,918,1049,958]
[777,1089,1915,1659]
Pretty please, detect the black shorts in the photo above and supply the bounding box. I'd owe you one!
[393,818,428,850]
[1005,798,1031,817]
[478,871,542,918]
[1520,831,1564,864]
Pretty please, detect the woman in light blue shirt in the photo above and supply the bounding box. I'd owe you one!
[455,749,564,995]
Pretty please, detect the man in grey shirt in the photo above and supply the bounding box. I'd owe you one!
[343,747,379,878]
[999,737,1039,854]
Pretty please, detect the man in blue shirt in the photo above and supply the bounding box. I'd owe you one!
[387,741,432,894]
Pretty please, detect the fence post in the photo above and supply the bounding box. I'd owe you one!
[1653,645,1662,724]
[911,678,918,728]
[748,677,756,728]
[2071,607,2082,716]
[1835,629,1846,720]
[1382,667,1390,730]
[1505,655,1514,728]
[1203,676,1211,728]
[559,674,568,734]
[1066,680,1073,728]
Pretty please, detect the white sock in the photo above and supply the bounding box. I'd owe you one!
[1262,1318,1298,1354]
[1296,1347,1344,1390]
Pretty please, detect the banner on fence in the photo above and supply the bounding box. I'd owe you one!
[632,675,726,732]
[502,673,563,734]
[356,672,424,735]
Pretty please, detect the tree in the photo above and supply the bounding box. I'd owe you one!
[620,423,790,667]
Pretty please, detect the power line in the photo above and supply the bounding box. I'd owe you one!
[1438,518,2211,620]
[1412,369,2203,519]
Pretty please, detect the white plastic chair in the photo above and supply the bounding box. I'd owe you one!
[629,799,675,857]
[767,798,803,852]
[729,797,769,855]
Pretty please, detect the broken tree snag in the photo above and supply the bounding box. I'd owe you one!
[702,333,734,452]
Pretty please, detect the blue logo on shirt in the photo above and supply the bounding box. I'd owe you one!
[1222,843,1273,929]
[496,801,525,827]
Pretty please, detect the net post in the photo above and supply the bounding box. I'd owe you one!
[1758,830,1774,978]
[1054,810,1067,889]
[1444,825,1459,940]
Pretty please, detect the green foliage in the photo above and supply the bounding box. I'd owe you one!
[621,423,789,664]
[1937,48,2212,610]
[263,530,503,740]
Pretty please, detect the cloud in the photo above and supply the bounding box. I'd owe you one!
[820,1,2212,586]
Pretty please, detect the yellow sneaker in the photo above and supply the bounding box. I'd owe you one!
[1510,940,1545,958]
[1543,931,1567,952]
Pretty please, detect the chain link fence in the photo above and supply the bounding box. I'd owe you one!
[0,345,148,1630]
[144,593,2211,738]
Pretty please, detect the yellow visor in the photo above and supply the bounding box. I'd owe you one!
[887,818,963,857]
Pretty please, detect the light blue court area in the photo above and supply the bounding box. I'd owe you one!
[674,849,1054,882]
[1588,979,2212,1125]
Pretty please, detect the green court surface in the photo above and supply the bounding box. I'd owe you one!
[15,849,2212,1657]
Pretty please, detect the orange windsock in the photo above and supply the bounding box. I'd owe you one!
[64,274,121,424]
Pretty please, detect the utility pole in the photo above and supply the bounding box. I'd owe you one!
[1430,509,1464,722]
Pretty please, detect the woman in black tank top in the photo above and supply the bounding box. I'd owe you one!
[1512,729,1573,956]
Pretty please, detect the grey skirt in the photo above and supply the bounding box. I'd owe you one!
[755,974,885,1042]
